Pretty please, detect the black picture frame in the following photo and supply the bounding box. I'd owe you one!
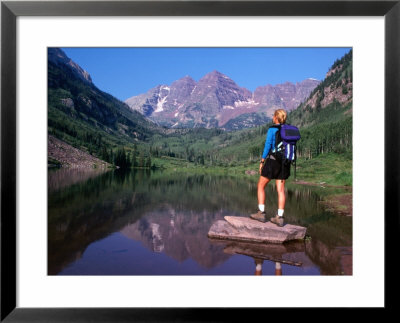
[1,0,399,321]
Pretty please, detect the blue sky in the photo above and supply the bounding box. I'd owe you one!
[62,47,351,101]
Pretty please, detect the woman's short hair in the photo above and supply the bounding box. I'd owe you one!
[274,109,287,124]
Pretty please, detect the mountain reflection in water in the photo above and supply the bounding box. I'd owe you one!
[120,206,233,268]
[48,169,352,275]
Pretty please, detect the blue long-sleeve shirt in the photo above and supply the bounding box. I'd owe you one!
[262,127,279,159]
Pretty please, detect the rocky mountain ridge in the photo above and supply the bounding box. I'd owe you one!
[125,70,320,129]
[48,48,93,84]
[299,50,352,112]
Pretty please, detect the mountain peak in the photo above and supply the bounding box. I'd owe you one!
[201,70,230,80]
[210,70,223,75]
[175,75,196,84]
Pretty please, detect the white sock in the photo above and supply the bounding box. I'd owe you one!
[258,204,265,212]
[278,209,284,217]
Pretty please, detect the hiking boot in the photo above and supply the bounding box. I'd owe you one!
[270,215,285,227]
[250,210,267,223]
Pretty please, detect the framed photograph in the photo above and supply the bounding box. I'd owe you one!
[2,0,398,320]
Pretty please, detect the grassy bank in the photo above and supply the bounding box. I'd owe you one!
[294,152,352,187]
[151,152,352,187]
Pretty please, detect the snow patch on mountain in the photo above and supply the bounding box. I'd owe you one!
[154,86,171,113]
[234,99,259,108]
[155,95,167,113]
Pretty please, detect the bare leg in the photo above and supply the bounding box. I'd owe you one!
[257,176,270,205]
[275,179,286,209]
[254,258,263,276]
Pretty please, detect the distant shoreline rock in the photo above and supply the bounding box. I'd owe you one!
[48,135,111,169]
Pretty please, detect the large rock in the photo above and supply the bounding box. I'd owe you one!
[207,216,306,244]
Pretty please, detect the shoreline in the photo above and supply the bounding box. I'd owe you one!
[292,180,352,217]
[293,180,352,190]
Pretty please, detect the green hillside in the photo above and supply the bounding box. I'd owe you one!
[48,59,160,161]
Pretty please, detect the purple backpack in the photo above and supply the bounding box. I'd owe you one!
[272,124,301,162]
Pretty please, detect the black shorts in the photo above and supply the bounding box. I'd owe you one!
[261,153,291,180]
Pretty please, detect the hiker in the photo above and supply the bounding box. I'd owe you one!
[251,109,290,227]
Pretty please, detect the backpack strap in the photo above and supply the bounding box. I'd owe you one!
[270,124,282,152]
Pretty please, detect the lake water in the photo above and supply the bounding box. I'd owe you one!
[48,168,352,276]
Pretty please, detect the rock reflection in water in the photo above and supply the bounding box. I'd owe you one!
[48,167,110,192]
[209,239,314,275]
